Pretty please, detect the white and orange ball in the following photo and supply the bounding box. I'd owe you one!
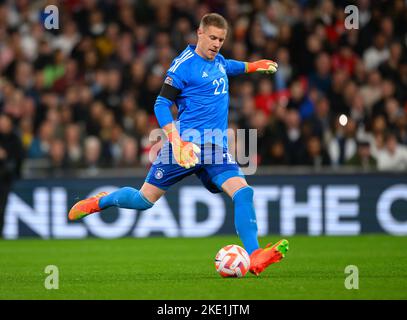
[215,244,250,278]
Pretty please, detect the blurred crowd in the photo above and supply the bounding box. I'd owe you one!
[1,0,407,177]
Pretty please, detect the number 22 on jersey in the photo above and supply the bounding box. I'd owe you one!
[213,78,227,95]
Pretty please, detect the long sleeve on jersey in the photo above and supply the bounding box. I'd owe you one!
[154,95,174,128]
[225,59,246,76]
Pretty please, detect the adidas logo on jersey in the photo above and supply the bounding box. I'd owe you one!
[202,71,208,78]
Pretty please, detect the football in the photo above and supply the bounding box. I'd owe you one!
[214,244,251,278]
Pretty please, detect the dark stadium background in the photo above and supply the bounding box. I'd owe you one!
[1,0,406,175]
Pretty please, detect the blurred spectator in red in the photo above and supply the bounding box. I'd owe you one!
[254,77,275,117]
[332,43,358,76]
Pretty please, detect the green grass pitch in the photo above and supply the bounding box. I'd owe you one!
[1,235,406,300]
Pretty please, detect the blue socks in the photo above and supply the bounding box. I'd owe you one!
[99,187,153,210]
[233,186,259,255]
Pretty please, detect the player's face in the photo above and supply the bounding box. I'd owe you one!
[196,25,227,60]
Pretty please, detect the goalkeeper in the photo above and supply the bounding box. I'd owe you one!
[69,13,288,276]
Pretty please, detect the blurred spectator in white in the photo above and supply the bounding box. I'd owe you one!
[363,33,389,71]
[89,9,106,37]
[376,132,407,171]
[359,71,383,111]
[83,136,102,175]
[53,19,80,56]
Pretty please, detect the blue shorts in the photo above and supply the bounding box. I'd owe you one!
[145,143,245,193]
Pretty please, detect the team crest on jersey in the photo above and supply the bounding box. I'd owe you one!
[218,64,226,74]
[164,76,173,85]
[154,168,164,179]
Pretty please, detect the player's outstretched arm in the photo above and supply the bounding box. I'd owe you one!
[244,59,278,74]
[163,123,201,169]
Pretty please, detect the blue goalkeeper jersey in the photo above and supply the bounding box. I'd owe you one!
[163,45,245,149]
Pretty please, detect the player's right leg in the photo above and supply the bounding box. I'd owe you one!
[68,182,165,221]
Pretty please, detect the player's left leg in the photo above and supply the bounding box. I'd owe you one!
[220,176,289,276]
[68,182,164,221]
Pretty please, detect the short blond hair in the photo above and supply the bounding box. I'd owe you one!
[199,13,228,31]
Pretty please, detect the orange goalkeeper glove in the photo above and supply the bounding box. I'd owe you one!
[164,124,201,169]
[245,59,278,74]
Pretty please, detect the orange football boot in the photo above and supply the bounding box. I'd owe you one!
[249,239,289,276]
[68,192,108,221]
